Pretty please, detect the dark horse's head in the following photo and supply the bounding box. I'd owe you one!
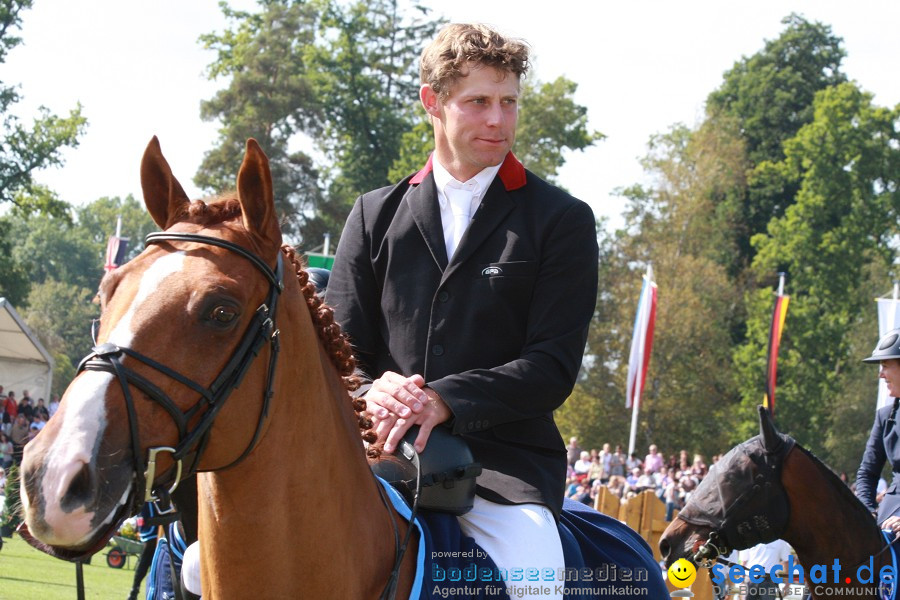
[659,406,795,567]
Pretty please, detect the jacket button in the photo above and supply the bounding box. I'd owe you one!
[432,344,444,356]
[438,291,449,302]
[474,420,482,429]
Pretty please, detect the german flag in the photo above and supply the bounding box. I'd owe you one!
[763,287,790,417]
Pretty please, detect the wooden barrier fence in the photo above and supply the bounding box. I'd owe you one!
[593,488,714,600]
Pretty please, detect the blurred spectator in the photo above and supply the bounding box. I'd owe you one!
[626,452,642,472]
[10,413,29,464]
[566,437,581,467]
[3,391,17,420]
[0,432,12,469]
[607,475,626,499]
[35,398,50,421]
[608,445,625,478]
[48,394,60,417]
[573,451,592,476]
[644,444,664,474]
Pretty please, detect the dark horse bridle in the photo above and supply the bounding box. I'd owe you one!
[79,232,284,507]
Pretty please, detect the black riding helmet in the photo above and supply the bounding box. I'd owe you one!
[862,328,900,363]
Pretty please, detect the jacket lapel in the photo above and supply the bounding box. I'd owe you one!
[405,171,449,270]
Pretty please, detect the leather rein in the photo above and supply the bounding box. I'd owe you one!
[79,232,283,506]
[82,232,413,599]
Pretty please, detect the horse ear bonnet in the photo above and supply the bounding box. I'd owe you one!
[863,328,900,363]
[677,407,794,551]
[370,426,482,515]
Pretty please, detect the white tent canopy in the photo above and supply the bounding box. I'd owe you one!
[0,298,53,402]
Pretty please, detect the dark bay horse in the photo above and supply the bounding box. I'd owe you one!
[659,406,894,599]
[20,138,417,598]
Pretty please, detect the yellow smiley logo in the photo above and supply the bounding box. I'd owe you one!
[667,558,697,588]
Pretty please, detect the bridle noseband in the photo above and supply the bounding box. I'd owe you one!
[78,232,284,506]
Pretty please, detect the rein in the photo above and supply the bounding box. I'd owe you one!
[83,231,416,598]
[78,232,283,505]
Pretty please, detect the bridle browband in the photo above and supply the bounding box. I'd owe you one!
[78,232,284,507]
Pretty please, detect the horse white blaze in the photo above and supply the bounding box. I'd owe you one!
[35,252,187,546]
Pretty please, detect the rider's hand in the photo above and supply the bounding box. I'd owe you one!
[363,371,451,453]
[882,515,900,537]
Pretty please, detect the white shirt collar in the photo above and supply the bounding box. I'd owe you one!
[433,159,502,209]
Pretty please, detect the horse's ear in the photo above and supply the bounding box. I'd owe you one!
[237,138,281,250]
[141,136,191,229]
[758,405,782,452]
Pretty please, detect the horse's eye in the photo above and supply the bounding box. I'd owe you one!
[210,306,237,323]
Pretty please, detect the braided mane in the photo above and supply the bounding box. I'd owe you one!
[179,195,376,448]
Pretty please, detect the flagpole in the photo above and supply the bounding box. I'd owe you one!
[628,264,653,457]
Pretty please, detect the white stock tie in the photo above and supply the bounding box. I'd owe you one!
[445,185,474,260]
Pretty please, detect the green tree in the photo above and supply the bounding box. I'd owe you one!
[0,217,29,305]
[74,195,159,263]
[0,0,87,217]
[197,0,323,242]
[707,14,847,275]
[558,119,745,459]
[306,0,441,210]
[22,279,98,377]
[734,83,900,458]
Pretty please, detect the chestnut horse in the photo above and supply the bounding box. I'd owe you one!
[659,406,895,599]
[20,138,417,598]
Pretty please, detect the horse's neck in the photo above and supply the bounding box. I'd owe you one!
[198,299,413,598]
[782,449,887,595]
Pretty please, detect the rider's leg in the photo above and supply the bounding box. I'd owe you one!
[457,497,564,600]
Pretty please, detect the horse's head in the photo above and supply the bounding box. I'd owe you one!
[20,137,284,559]
[659,406,794,567]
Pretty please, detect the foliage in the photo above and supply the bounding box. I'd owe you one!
[559,118,746,459]
[197,0,324,242]
[22,279,98,375]
[514,77,603,184]
[0,0,86,217]
[2,463,21,531]
[4,196,149,389]
[733,83,900,450]
[707,13,847,274]
[0,218,29,305]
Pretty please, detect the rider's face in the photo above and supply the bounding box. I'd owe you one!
[880,359,900,397]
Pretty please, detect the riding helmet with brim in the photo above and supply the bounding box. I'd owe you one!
[863,328,900,363]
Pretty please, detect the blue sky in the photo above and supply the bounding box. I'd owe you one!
[5,0,899,231]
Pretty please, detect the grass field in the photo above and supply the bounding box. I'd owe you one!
[0,534,143,600]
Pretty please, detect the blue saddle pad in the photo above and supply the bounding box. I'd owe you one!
[378,479,668,599]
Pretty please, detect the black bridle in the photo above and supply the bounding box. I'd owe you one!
[78,232,283,506]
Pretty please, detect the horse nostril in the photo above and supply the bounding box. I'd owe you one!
[61,463,96,511]
[659,537,671,560]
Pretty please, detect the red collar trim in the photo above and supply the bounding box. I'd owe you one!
[409,152,526,191]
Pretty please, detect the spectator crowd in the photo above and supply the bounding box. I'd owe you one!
[1,384,59,471]
[563,436,716,521]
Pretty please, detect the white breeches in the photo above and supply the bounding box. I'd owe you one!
[457,497,565,600]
